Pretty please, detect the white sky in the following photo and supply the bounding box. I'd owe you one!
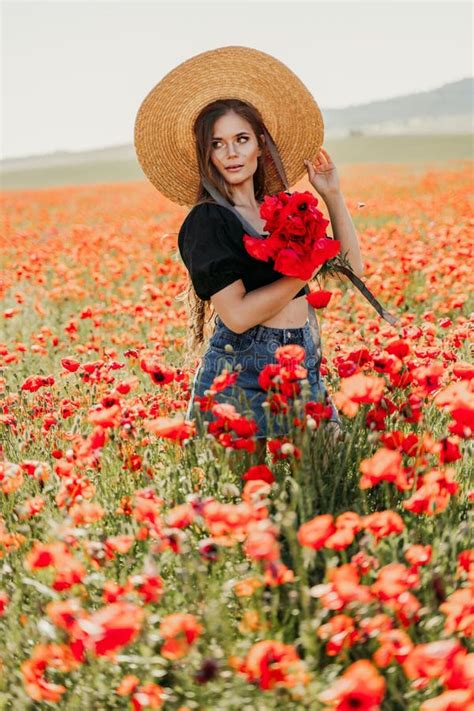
[2,0,472,160]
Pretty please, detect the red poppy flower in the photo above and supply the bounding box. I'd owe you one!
[317,614,360,656]
[404,544,432,567]
[143,416,196,443]
[239,639,309,690]
[306,289,333,309]
[402,639,464,688]
[362,510,405,542]
[242,464,275,484]
[297,514,336,549]
[243,190,338,280]
[159,613,203,660]
[359,448,408,490]
[319,659,386,709]
[333,373,386,418]
[420,689,474,711]
[373,629,414,667]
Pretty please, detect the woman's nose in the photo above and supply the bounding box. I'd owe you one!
[226,143,238,158]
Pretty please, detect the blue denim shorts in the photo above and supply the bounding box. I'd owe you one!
[186,314,342,440]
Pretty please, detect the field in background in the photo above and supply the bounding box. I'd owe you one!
[1,133,473,191]
[0,161,473,710]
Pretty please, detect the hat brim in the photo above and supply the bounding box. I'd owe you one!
[134,45,324,207]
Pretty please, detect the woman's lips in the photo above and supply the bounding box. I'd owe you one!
[226,165,243,171]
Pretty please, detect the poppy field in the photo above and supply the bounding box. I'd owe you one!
[0,161,473,710]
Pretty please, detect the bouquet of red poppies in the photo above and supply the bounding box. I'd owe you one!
[242,190,344,281]
[243,190,399,325]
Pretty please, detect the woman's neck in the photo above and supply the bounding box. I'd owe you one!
[233,199,263,209]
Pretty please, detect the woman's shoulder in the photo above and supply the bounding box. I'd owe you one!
[179,200,241,237]
[186,200,237,221]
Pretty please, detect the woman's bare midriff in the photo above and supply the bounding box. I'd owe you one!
[259,294,309,328]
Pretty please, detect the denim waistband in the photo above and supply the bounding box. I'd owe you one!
[214,314,310,344]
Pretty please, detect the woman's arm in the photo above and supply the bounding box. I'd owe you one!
[211,275,308,334]
[304,148,364,278]
[323,191,365,278]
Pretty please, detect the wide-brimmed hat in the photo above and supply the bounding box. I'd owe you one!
[134,45,324,207]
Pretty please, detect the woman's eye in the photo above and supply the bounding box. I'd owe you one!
[212,136,248,148]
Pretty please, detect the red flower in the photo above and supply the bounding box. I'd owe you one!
[21,643,79,702]
[452,361,474,380]
[21,374,55,392]
[143,416,196,443]
[131,682,165,710]
[319,659,386,709]
[438,437,462,464]
[411,362,445,396]
[325,511,363,550]
[242,464,275,484]
[82,602,145,657]
[242,190,339,281]
[420,689,474,711]
[359,448,408,491]
[404,544,432,567]
[371,563,420,601]
[159,613,203,660]
[362,510,405,542]
[385,338,411,360]
[130,573,164,604]
[311,564,373,610]
[61,357,81,372]
[244,528,280,562]
[373,629,414,668]
[306,289,333,309]
[297,514,335,549]
[116,676,166,710]
[238,639,309,690]
[0,591,9,615]
[263,560,295,586]
[403,468,459,516]
[318,614,360,656]
[333,373,386,418]
[439,588,474,637]
[166,503,196,528]
[402,640,464,689]
[207,402,259,450]
[380,430,420,456]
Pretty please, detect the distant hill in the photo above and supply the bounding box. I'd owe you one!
[1,77,472,178]
[323,77,473,137]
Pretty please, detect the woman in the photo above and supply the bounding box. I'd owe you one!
[134,46,365,464]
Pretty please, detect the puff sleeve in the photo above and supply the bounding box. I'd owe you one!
[178,203,246,301]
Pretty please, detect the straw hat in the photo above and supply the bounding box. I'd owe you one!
[134,45,324,207]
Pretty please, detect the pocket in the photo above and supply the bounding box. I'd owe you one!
[209,327,255,355]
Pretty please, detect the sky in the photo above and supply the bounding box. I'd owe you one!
[2,0,472,160]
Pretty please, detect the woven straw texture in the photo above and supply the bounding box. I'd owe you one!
[134,45,324,207]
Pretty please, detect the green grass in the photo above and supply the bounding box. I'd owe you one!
[1,134,472,191]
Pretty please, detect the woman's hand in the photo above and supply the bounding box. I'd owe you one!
[304,147,341,200]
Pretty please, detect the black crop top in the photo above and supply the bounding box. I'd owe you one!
[177,201,307,301]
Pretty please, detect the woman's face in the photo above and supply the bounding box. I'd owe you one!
[209,111,263,186]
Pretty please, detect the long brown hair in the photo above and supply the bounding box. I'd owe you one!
[177,99,270,369]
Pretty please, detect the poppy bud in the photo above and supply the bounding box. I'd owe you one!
[198,538,219,562]
[195,657,219,684]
